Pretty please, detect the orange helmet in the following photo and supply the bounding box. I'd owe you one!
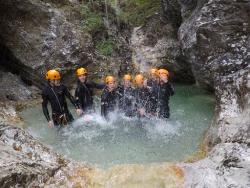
[135,74,144,86]
[123,74,132,81]
[105,76,115,84]
[76,67,87,76]
[158,69,169,77]
[46,70,61,80]
[150,68,159,76]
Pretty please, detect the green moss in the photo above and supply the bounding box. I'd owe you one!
[110,0,161,26]
[96,38,117,56]
[80,4,104,33]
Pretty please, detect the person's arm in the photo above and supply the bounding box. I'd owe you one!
[101,91,108,118]
[42,92,51,122]
[74,86,82,108]
[42,90,54,128]
[169,83,174,96]
[64,86,79,109]
[91,81,105,90]
[166,83,174,96]
[65,85,83,116]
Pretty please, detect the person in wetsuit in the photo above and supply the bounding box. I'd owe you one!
[42,70,81,128]
[74,67,104,114]
[154,69,174,118]
[117,74,135,117]
[134,74,152,118]
[101,76,120,119]
[146,68,160,115]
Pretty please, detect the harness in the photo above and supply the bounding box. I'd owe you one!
[50,86,68,126]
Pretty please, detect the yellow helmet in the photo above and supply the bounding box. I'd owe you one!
[123,74,132,81]
[105,76,115,84]
[76,67,87,76]
[46,70,61,80]
[158,69,169,77]
[150,68,159,76]
[134,74,144,86]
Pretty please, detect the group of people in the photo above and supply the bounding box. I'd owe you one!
[42,67,174,128]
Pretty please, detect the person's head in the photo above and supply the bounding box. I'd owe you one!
[105,76,116,91]
[150,68,159,80]
[123,74,132,88]
[135,74,144,88]
[76,67,88,83]
[158,69,169,80]
[46,69,61,86]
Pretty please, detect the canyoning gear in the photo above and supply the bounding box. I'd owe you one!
[42,83,78,126]
[150,68,159,76]
[152,82,174,118]
[105,76,115,84]
[123,74,132,81]
[101,87,120,119]
[158,69,169,77]
[147,78,159,114]
[135,74,144,86]
[117,85,135,117]
[134,86,151,117]
[75,80,105,113]
[76,67,87,76]
[46,70,61,80]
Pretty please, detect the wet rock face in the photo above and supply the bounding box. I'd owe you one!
[184,143,250,188]
[161,0,182,27]
[178,0,250,90]
[0,124,69,187]
[0,66,40,125]
[0,70,32,101]
[177,0,250,147]
[131,14,194,83]
[0,0,94,88]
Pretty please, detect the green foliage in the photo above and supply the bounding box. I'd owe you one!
[110,0,161,26]
[96,39,117,56]
[80,3,104,33]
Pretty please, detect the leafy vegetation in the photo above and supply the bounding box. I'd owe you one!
[96,38,117,56]
[80,2,104,33]
[110,0,161,26]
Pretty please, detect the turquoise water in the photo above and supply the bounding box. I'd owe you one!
[20,85,215,168]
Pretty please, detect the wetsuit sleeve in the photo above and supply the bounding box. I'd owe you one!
[145,89,152,110]
[64,86,79,109]
[116,86,123,98]
[101,90,109,118]
[74,86,82,108]
[42,89,51,122]
[92,81,105,89]
[169,83,174,96]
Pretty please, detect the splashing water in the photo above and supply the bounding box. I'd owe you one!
[20,85,215,168]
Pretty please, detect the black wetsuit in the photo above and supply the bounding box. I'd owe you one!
[147,78,159,114]
[117,85,135,117]
[75,80,104,113]
[101,87,120,119]
[42,83,79,126]
[134,86,151,117]
[153,82,174,118]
